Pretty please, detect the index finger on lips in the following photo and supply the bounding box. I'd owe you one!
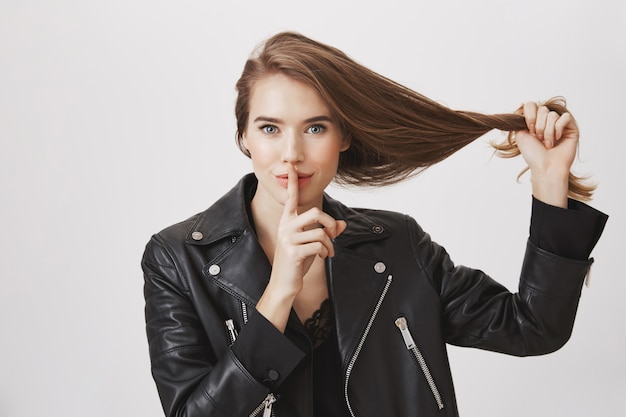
[282,163,299,219]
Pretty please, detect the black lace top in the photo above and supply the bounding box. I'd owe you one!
[304,299,351,417]
[303,298,333,349]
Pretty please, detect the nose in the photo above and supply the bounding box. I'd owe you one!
[281,131,304,164]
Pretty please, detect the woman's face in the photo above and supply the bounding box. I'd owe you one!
[242,73,349,213]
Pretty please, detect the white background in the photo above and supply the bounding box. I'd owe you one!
[1,0,624,416]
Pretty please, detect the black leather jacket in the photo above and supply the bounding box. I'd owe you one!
[142,174,602,417]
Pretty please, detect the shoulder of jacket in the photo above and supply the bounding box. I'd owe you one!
[349,206,422,232]
[152,212,203,244]
[142,212,202,268]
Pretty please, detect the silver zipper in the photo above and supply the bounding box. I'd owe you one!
[395,316,444,410]
[241,301,249,324]
[225,319,238,345]
[236,302,273,416]
[249,393,276,417]
[344,275,393,417]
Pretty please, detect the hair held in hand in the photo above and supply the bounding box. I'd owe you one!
[235,32,594,200]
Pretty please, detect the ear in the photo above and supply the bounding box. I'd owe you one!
[340,134,351,152]
[241,132,250,152]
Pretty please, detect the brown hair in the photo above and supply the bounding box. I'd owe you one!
[235,32,594,200]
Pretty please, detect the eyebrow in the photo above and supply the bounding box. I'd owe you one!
[252,115,334,124]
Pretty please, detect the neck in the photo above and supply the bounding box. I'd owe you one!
[250,195,281,262]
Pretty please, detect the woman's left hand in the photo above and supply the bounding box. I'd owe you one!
[514,101,579,208]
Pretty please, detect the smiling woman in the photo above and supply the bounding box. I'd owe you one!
[243,74,349,214]
[141,32,608,417]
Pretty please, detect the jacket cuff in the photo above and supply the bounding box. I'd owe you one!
[520,240,593,298]
[231,308,306,389]
[530,197,608,260]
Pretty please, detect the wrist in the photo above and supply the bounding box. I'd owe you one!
[256,281,298,333]
[530,169,569,208]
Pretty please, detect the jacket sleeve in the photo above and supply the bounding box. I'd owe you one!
[142,236,304,417]
[409,200,607,356]
[529,197,608,260]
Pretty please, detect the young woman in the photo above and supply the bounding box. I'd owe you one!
[142,32,608,417]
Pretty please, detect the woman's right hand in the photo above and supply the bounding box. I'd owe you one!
[256,164,346,332]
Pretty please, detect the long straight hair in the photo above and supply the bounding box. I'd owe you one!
[235,32,593,200]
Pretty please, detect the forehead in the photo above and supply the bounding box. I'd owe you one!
[248,74,331,119]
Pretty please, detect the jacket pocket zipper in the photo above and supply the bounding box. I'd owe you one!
[230,305,274,417]
[225,319,238,345]
[242,301,249,324]
[225,302,247,345]
[249,393,276,417]
[395,316,444,410]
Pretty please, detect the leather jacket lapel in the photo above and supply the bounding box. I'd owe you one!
[185,174,272,305]
[328,245,392,370]
[204,228,272,306]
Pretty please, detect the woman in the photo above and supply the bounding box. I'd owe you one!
[142,32,608,416]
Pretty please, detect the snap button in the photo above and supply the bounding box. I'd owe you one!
[373,262,386,273]
[191,231,203,241]
[267,369,280,381]
[208,264,221,276]
[372,225,384,234]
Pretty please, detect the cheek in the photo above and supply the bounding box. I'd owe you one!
[247,141,278,167]
[309,146,342,174]
[318,143,343,162]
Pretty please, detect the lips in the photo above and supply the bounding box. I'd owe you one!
[276,173,312,188]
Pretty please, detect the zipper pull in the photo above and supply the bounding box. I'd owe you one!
[262,393,276,417]
[395,317,416,349]
[225,319,238,345]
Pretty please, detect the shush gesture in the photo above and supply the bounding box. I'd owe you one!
[256,163,346,332]
[515,101,579,208]
[276,163,346,281]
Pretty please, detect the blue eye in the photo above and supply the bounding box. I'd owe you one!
[307,125,325,134]
[261,125,278,134]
